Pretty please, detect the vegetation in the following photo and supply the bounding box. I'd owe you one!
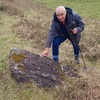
[38,0,100,19]
[0,0,100,100]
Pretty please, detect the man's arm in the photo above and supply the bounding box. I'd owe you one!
[46,19,58,48]
[41,19,58,57]
[74,12,85,34]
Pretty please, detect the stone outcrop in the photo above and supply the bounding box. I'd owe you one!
[9,47,62,87]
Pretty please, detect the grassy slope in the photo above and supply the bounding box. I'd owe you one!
[0,2,53,99]
[0,0,100,100]
[38,0,100,19]
[0,12,35,70]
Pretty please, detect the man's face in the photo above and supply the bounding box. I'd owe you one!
[56,9,66,23]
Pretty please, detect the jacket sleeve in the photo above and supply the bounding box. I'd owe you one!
[74,12,85,34]
[46,19,58,48]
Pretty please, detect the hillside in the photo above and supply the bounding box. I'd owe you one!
[0,0,100,100]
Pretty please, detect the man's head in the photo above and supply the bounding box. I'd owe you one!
[56,6,67,23]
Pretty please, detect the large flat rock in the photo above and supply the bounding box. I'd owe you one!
[9,47,62,87]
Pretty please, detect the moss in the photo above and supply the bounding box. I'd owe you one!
[18,65,26,71]
[12,53,26,63]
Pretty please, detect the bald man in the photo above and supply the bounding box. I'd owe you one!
[41,6,85,64]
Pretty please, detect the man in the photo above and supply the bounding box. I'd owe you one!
[41,6,85,64]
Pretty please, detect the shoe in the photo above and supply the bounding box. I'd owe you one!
[74,55,80,64]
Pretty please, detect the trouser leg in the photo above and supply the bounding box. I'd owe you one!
[68,36,80,56]
[70,40,80,63]
[73,44,80,64]
[73,43,80,56]
[52,36,66,61]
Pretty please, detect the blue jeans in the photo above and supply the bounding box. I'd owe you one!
[52,36,80,61]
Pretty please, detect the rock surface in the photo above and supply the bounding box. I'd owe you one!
[9,47,62,87]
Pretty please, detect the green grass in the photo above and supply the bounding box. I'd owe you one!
[0,33,31,69]
[0,9,40,68]
[38,0,100,19]
[0,12,34,70]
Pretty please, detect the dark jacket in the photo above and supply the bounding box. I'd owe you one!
[46,7,85,48]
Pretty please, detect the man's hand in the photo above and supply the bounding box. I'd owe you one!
[72,28,78,34]
[40,48,50,57]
